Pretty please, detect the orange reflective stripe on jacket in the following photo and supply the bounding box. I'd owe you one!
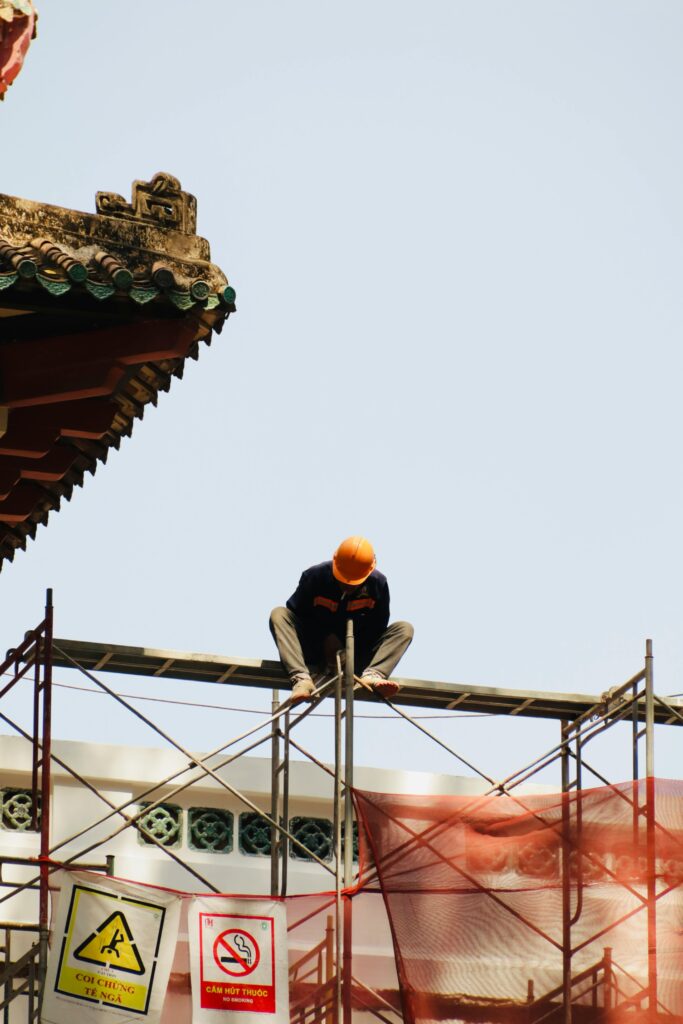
[347,598,376,611]
[313,595,339,612]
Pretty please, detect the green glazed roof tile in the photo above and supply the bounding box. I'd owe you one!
[129,285,160,305]
[66,263,87,284]
[189,280,210,301]
[85,280,116,301]
[36,273,71,296]
[168,290,195,311]
[0,271,18,290]
[112,267,133,290]
[16,258,36,279]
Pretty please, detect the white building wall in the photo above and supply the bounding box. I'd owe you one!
[0,733,496,926]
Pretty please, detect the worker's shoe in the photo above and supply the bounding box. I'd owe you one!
[360,669,400,699]
[290,672,316,702]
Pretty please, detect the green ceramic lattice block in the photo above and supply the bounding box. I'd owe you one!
[239,812,272,857]
[136,802,182,848]
[188,807,233,853]
[1,789,39,831]
[289,816,333,862]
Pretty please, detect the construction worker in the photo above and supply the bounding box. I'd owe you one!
[269,537,414,702]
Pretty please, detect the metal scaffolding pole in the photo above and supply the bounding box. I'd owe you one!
[30,642,40,833]
[561,720,572,1024]
[38,588,53,1004]
[5,597,682,1024]
[633,669,640,849]
[334,650,343,1024]
[645,639,657,1019]
[343,619,354,1024]
[281,705,291,898]
[271,687,280,897]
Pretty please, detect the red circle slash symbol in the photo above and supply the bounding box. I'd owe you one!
[213,928,260,977]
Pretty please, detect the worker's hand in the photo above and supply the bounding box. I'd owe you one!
[323,634,344,672]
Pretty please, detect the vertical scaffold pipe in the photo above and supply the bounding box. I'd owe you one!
[281,706,290,898]
[39,588,54,1001]
[31,640,40,831]
[343,619,354,1024]
[325,914,335,1024]
[560,720,572,1024]
[632,673,640,847]
[603,947,613,1014]
[645,639,657,1019]
[270,688,280,897]
[334,646,343,1024]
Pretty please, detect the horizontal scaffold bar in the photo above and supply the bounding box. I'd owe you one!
[51,638,683,725]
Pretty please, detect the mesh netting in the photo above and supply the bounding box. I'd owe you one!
[48,779,682,1023]
[354,779,683,1023]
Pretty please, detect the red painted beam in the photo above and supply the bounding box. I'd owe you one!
[0,525,20,553]
[0,319,197,407]
[0,482,48,523]
[0,448,79,498]
[0,398,118,457]
[0,471,19,500]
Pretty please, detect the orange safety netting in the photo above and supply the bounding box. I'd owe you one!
[354,779,683,1023]
[46,780,683,1023]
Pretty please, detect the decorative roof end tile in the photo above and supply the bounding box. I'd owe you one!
[96,172,197,235]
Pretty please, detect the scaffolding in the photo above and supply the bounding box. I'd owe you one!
[0,590,682,1023]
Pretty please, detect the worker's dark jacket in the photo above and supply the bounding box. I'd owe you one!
[286,561,390,662]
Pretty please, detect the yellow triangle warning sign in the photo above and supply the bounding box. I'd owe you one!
[74,911,145,975]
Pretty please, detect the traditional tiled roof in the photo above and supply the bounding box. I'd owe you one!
[0,173,236,312]
[0,236,235,310]
[0,172,236,570]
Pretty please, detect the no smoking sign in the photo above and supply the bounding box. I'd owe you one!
[199,913,276,1013]
[214,928,260,977]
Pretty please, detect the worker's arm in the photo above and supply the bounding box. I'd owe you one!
[374,578,391,634]
[286,569,316,619]
[355,578,390,640]
[287,570,343,665]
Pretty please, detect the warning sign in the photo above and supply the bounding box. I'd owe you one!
[200,913,274,1011]
[74,911,145,974]
[54,885,163,1011]
[41,871,181,1024]
[189,898,289,1022]
[214,927,261,976]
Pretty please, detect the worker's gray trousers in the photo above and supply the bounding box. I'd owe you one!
[269,606,414,680]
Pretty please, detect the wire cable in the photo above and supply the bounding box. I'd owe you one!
[46,680,495,720]
[0,668,497,720]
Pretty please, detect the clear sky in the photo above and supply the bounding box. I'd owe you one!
[1,1,682,786]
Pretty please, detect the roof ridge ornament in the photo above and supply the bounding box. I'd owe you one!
[95,172,197,235]
[0,0,36,100]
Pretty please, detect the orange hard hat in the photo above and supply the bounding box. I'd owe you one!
[332,536,376,587]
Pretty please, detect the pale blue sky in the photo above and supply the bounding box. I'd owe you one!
[1,1,682,784]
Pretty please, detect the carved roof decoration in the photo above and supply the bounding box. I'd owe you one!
[0,0,36,100]
[0,172,236,570]
[0,173,236,313]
